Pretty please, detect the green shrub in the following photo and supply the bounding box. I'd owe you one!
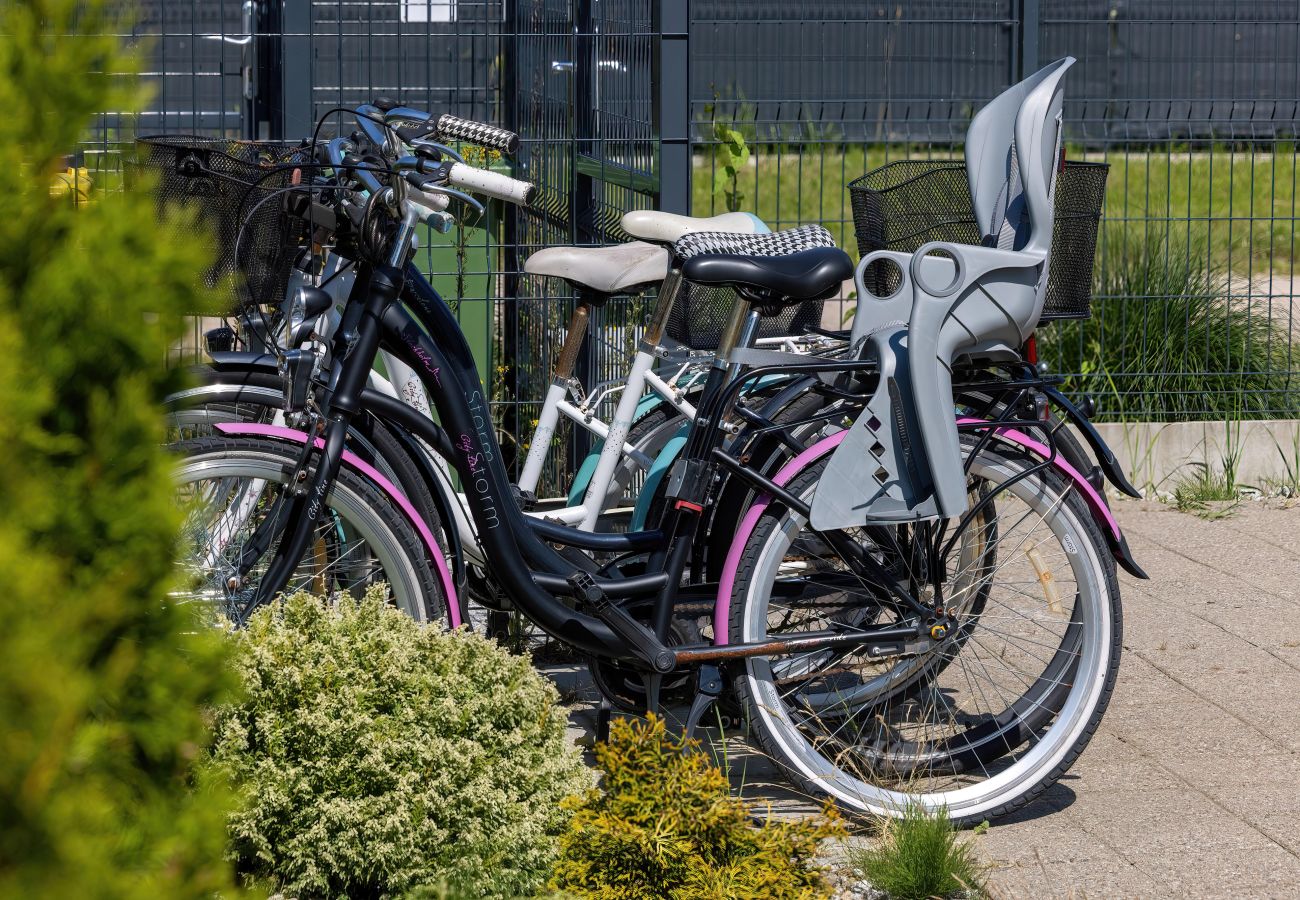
[0,1,238,896]
[550,715,845,900]
[206,589,589,899]
[1040,228,1300,419]
[851,803,986,900]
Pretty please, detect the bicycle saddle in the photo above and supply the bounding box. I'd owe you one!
[673,224,850,308]
[621,209,767,244]
[523,240,668,295]
[680,247,853,306]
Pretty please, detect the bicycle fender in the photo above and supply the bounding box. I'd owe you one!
[1041,385,1143,499]
[716,419,1144,642]
[566,451,602,507]
[212,421,464,628]
[956,418,1146,579]
[565,391,693,506]
[629,423,689,532]
[207,350,279,374]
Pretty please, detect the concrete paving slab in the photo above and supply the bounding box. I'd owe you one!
[545,501,1300,897]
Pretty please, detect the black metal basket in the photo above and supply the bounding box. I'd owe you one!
[849,159,1109,321]
[133,136,315,314]
[666,283,825,351]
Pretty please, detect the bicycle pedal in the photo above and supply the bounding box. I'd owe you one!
[567,573,676,674]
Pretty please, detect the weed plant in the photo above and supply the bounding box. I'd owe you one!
[851,803,986,900]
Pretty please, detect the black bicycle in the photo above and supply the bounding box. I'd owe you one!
[160,93,1135,824]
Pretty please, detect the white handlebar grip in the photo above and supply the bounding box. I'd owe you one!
[435,115,520,155]
[446,163,536,206]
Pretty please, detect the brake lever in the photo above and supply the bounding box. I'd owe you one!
[410,138,465,164]
[402,174,485,218]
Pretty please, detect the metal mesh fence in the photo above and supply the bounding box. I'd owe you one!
[692,0,1300,420]
[88,0,664,494]
[89,0,1300,494]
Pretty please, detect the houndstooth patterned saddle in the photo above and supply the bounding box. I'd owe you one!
[671,223,837,261]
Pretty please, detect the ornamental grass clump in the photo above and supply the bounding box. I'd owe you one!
[206,589,590,899]
[550,714,846,899]
[1040,227,1300,419]
[851,803,987,900]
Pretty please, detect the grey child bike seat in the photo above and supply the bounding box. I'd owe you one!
[812,58,1074,529]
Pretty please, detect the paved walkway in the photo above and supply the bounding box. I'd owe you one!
[550,500,1300,898]
[976,500,1300,899]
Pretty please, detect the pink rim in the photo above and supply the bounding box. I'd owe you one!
[714,431,846,644]
[212,422,461,628]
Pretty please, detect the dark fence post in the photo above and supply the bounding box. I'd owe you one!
[501,0,523,475]
[654,0,690,214]
[248,0,282,137]
[280,0,313,140]
[1017,0,1040,80]
[572,0,596,243]
[568,0,596,462]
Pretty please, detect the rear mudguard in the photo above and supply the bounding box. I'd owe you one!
[588,372,802,521]
[1041,385,1143,499]
[565,390,674,505]
[211,422,465,629]
[630,423,689,531]
[956,418,1146,579]
[714,419,1143,645]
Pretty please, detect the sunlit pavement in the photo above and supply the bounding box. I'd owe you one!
[546,500,1300,898]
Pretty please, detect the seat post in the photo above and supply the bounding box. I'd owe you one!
[639,268,684,351]
[713,299,760,372]
[553,292,597,382]
[725,309,763,380]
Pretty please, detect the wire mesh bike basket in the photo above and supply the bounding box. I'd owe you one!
[665,283,826,351]
[849,159,1109,321]
[133,136,315,314]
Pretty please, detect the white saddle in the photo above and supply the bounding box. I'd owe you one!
[523,241,669,295]
[620,209,767,244]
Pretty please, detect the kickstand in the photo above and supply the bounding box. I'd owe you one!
[641,672,662,717]
[682,665,724,741]
[595,698,612,745]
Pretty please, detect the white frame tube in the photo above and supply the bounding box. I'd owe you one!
[576,349,657,530]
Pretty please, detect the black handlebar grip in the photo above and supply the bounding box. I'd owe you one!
[435,114,520,156]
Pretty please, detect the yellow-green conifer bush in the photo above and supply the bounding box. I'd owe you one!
[551,715,846,900]
[207,589,591,899]
[0,1,237,896]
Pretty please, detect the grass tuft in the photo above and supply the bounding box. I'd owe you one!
[851,803,987,900]
[1172,463,1242,518]
[1171,416,1247,517]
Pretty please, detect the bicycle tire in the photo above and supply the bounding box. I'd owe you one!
[727,433,1122,825]
[172,436,449,626]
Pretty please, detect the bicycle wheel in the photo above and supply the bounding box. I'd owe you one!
[172,436,448,626]
[728,433,1121,824]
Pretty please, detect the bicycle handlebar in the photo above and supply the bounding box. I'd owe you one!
[444,162,535,206]
[433,114,519,155]
[360,102,519,156]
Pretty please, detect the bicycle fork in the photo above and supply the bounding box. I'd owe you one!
[250,264,399,612]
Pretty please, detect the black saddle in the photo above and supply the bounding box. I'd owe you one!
[680,247,854,311]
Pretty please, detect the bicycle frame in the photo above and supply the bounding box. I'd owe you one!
[239,258,966,674]
[292,253,839,537]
